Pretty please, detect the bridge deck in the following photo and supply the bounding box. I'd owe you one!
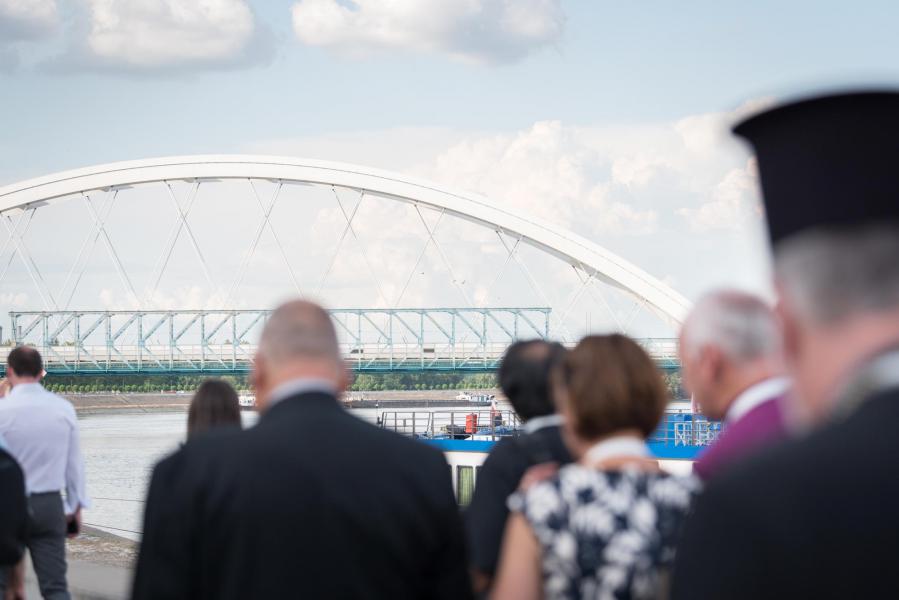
[3,308,680,375]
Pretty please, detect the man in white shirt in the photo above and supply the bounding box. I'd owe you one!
[0,347,89,600]
[679,290,791,480]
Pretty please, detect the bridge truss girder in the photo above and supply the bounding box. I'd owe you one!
[6,307,557,375]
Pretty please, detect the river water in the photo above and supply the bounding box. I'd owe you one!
[78,405,484,541]
[79,403,690,541]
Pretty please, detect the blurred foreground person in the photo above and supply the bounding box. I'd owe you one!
[0,347,89,600]
[466,340,571,595]
[492,335,698,600]
[679,290,789,480]
[673,91,899,599]
[186,379,242,438]
[133,300,471,600]
[0,446,26,600]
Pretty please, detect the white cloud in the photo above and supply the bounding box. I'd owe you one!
[0,291,28,308]
[0,0,58,69]
[610,155,670,188]
[0,0,58,40]
[243,103,772,299]
[677,159,761,232]
[249,110,763,241]
[673,97,774,160]
[422,120,663,236]
[83,0,258,69]
[245,127,471,173]
[291,0,565,63]
[587,183,659,235]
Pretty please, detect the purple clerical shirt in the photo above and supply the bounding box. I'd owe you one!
[693,379,789,481]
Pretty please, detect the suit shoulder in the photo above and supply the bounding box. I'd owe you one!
[480,437,525,471]
[47,391,77,415]
[169,427,245,473]
[380,426,447,462]
[149,449,182,485]
[711,433,802,482]
[703,420,861,508]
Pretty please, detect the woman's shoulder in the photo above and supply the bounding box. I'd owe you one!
[512,465,700,509]
[552,465,701,505]
[643,470,702,504]
[554,462,692,480]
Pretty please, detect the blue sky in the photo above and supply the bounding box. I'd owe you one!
[4,1,898,179]
[1,0,897,333]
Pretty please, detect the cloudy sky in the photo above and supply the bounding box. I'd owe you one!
[1,0,898,337]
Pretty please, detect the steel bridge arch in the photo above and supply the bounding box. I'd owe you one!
[0,155,690,325]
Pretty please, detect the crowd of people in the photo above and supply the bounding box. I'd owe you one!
[1,89,898,599]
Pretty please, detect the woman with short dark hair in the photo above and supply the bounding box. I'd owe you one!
[491,334,699,600]
[187,379,242,438]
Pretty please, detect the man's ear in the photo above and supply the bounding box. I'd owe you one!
[251,352,265,392]
[775,286,802,368]
[252,352,271,412]
[699,345,725,384]
[337,361,352,395]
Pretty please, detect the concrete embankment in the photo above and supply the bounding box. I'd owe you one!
[66,389,503,415]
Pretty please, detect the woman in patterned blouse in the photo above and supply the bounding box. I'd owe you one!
[491,334,700,600]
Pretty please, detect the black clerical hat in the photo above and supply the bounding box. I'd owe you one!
[733,90,899,247]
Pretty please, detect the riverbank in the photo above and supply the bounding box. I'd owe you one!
[68,525,138,569]
[65,389,503,414]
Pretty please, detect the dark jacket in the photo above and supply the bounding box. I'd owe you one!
[133,391,472,600]
[464,424,571,577]
[0,447,27,566]
[672,387,899,599]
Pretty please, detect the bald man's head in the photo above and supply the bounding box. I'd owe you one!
[253,300,347,411]
[259,300,341,366]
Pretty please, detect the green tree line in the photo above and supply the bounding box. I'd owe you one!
[41,370,684,398]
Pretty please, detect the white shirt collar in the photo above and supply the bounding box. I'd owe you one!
[522,414,564,434]
[584,434,650,464]
[267,378,337,409]
[726,376,790,424]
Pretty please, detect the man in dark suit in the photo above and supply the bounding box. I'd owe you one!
[133,300,472,600]
[672,91,899,598]
[465,340,570,595]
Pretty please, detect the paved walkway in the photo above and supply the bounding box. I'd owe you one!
[21,525,135,599]
[24,559,131,599]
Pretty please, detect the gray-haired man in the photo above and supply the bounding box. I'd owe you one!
[679,290,789,480]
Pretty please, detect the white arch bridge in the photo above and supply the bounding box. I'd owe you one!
[0,155,688,375]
